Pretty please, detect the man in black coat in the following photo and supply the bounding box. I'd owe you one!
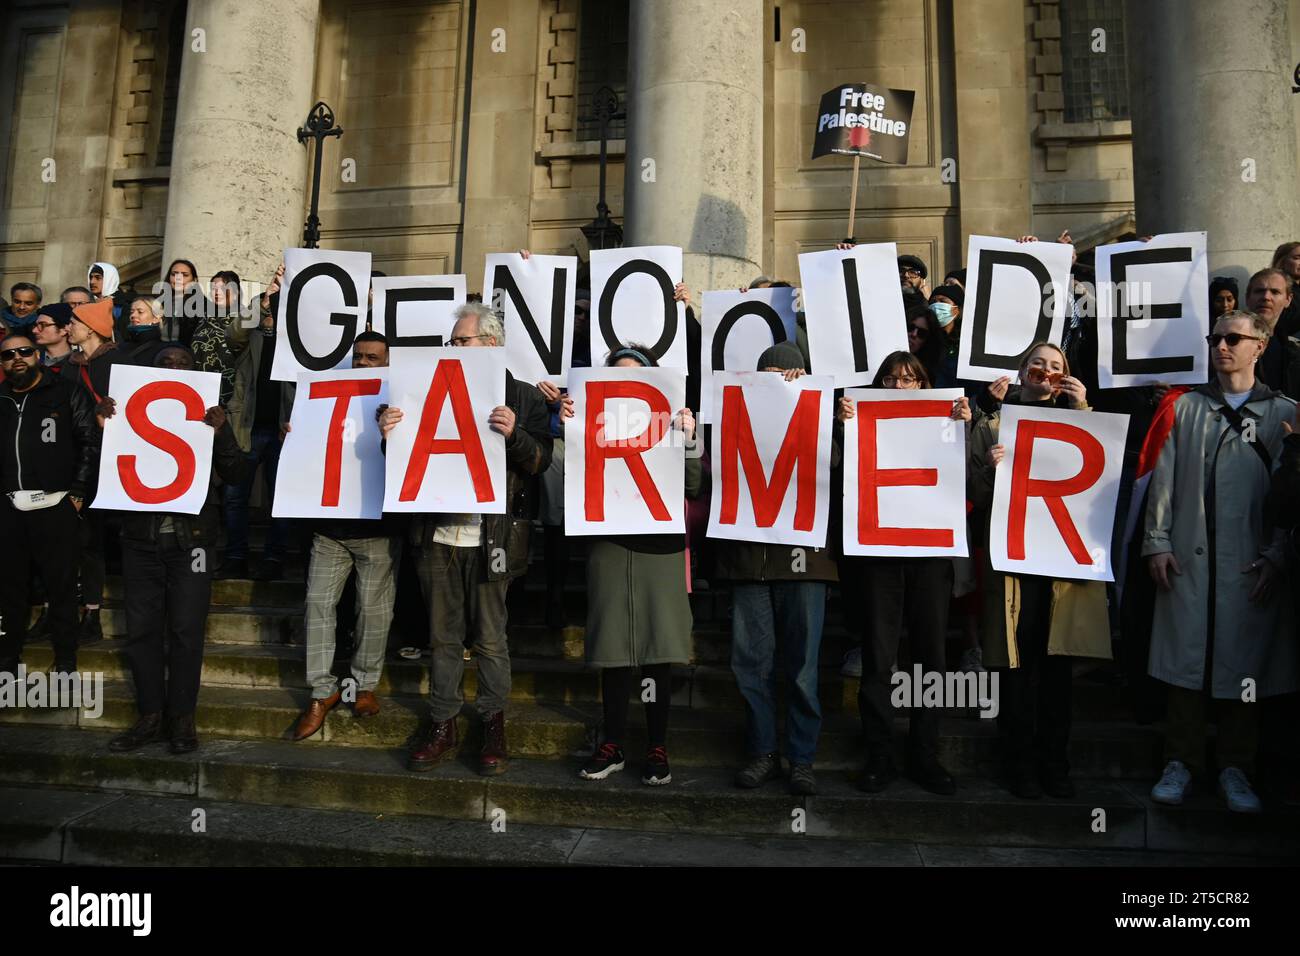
[0,331,100,676]
[379,303,553,775]
[96,345,252,753]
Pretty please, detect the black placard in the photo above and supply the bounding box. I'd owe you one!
[811,83,915,165]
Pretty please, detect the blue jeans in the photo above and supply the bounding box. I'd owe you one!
[223,425,290,562]
[730,581,826,765]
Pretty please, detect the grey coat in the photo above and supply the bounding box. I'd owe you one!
[1142,382,1298,698]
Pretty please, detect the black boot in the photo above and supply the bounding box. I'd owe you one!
[168,713,199,755]
[109,713,164,752]
[78,608,103,646]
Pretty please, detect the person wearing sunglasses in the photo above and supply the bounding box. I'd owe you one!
[968,342,1111,800]
[837,351,970,795]
[1144,310,1296,814]
[905,302,947,389]
[0,332,99,681]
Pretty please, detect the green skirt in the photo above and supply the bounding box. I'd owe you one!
[585,539,693,668]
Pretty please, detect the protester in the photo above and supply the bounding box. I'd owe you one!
[4,282,41,332]
[63,297,124,643]
[100,346,250,754]
[968,342,1112,799]
[223,269,292,580]
[1246,268,1293,391]
[1144,310,1296,813]
[1270,241,1300,338]
[928,284,964,389]
[1209,276,1238,321]
[898,254,928,295]
[87,262,120,301]
[0,331,98,677]
[292,332,404,739]
[61,287,92,308]
[31,304,74,371]
[841,350,971,795]
[118,296,169,367]
[382,303,552,776]
[906,302,946,389]
[191,270,247,404]
[161,258,202,346]
[566,343,700,787]
[718,342,838,796]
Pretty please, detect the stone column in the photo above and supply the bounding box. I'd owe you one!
[622,0,764,292]
[952,0,1033,246]
[1127,0,1299,284]
[161,0,320,293]
[40,1,122,290]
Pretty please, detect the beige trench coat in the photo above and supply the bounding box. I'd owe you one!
[1142,383,1297,698]
[968,401,1113,668]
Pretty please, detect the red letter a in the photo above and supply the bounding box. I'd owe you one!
[399,360,495,503]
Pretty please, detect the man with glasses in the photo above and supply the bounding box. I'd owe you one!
[898,254,928,296]
[379,302,552,775]
[0,332,99,679]
[30,304,75,372]
[1144,310,1297,813]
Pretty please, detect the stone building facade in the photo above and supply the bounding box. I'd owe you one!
[2,0,1297,305]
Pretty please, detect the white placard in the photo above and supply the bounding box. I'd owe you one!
[707,371,833,547]
[93,365,221,515]
[564,366,687,535]
[370,275,466,349]
[1096,231,1209,389]
[589,246,687,368]
[799,242,909,388]
[382,347,507,514]
[272,367,388,519]
[957,235,1073,383]
[699,288,801,423]
[841,387,968,557]
[989,404,1129,581]
[484,253,577,386]
[271,248,372,381]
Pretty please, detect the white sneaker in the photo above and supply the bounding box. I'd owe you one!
[840,647,862,678]
[1151,759,1192,805]
[1218,767,1262,814]
[959,647,985,673]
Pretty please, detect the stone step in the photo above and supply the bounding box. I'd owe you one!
[3,783,1276,867]
[0,680,1162,777]
[1,726,1294,854]
[20,639,1135,721]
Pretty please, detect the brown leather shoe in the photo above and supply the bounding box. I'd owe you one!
[292,692,341,741]
[408,718,458,771]
[353,690,380,717]
[480,711,509,776]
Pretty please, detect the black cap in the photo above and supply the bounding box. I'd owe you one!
[898,254,928,279]
[35,303,74,328]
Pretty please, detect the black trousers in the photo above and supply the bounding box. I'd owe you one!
[999,574,1073,775]
[855,557,953,759]
[79,508,106,607]
[121,533,212,716]
[0,498,81,665]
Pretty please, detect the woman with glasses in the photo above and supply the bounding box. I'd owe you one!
[1144,311,1296,813]
[838,351,970,794]
[967,342,1112,800]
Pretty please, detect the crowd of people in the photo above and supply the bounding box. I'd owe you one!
[0,235,1297,816]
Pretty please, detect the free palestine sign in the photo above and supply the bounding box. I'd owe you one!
[811,83,915,165]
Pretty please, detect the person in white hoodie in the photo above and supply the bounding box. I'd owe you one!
[87,262,126,338]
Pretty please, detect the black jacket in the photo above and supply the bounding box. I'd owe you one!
[409,372,553,581]
[117,325,170,368]
[61,341,129,403]
[0,370,100,498]
[117,420,252,548]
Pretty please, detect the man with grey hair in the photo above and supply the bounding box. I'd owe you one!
[380,301,553,775]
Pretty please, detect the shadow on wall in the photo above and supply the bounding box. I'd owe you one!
[691,194,749,258]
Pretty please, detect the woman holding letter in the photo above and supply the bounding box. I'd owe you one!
[967,342,1111,800]
[838,351,970,795]
[559,343,702,786]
